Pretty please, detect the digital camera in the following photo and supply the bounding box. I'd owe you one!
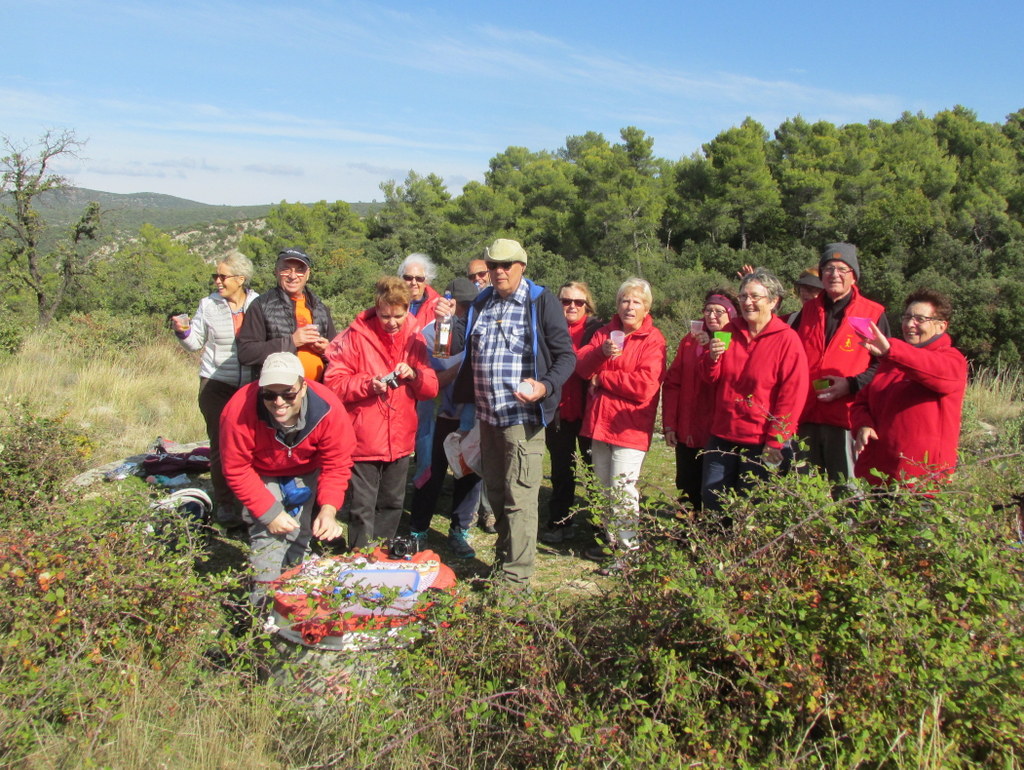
[387,536,418,559]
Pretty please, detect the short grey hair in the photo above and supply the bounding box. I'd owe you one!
[739,268,785,310]
[398,252,437,283]
[219,250,254,283]
[616,277,653,310]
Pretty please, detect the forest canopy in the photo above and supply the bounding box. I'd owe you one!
[5,105,1024,366]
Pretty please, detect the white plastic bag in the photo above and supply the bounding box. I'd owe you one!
[443,423,481,478]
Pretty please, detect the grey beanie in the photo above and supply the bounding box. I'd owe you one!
[819,242,860,280]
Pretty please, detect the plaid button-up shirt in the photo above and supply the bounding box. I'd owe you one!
[470,279,540,427]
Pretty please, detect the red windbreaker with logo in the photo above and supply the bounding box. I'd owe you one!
[796,286,885,428]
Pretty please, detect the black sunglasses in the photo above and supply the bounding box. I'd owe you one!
[259,387,301,403]
[468,270,488,280]
[560,298,587,308]
[402,274,426,283]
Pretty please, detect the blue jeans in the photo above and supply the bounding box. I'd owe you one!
[701,436,772,513]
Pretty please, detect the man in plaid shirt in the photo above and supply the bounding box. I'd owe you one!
[449,239,576,588]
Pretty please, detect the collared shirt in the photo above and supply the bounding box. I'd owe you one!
[258,395,309,447]
[469,279,538,427]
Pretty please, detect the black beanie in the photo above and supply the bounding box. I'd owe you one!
[819,242,860,280]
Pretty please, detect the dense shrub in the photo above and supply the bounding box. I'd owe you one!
[0,484,234,760]
[299,471,1024,768]
[0,404,93,520]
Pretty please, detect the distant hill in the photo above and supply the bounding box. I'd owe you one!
[28,187,381,234]
[30,188,274,234]
[11,187,382,262]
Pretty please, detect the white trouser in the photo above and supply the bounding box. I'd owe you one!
[590,440,646,550]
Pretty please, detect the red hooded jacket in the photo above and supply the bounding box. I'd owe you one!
[323,308,439,462]
[797,286,885,428]
[700,315,809,449]
[663,332,716,449]
[576,314,666,452]
[220,380,354,523]
[409,284,441,333]
[851,334,967,486]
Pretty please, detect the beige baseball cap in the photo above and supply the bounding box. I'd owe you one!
[259,352,305,387]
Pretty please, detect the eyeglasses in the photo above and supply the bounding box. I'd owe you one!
[468,271,488,280]
[211,273,241,282]
[703,307,728,316]
[259,387,301,403]
[901,313,941,324]
[737,294,769,303]
[402,274,426,283]
[822,265,853,276]
[277,265,308,275]
[560,298,587,308]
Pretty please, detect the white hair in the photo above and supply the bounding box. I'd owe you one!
[398,252,437,283]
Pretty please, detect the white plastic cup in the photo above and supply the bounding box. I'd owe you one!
[689,320,703,336]
[516,381,534,396]
[609,330,626,347]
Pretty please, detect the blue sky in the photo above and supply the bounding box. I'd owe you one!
[3,0,1022,205]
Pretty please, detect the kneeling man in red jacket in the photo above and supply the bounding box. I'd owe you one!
[220,352,354,605]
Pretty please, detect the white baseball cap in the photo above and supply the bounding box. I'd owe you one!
[259,352,305,387]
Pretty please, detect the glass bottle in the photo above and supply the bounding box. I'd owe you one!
[433,291,454,359]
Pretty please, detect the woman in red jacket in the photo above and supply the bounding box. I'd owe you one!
[323,276,439,549]
[852,289,967,487]
[540,281,604,544]
[576,278,666,570]
[700,268,809,515]
[663,288,738,511]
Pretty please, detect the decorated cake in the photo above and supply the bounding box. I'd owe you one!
[270,548,457,650]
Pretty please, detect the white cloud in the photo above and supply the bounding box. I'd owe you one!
[242,163,303,177]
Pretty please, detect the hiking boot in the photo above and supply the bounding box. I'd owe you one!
[595,558,626,577]
[448,526,476,559]
[410,530,428,552]
[539,528,567,545]
[583,544,611,562]
[479,521,498,534]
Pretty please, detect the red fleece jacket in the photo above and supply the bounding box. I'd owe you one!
[576,314,666,452]
[219,380,354,523]
[663,332,716,449]
[700,315,809,449]
[322,308,439,462]
[851,334,967,486]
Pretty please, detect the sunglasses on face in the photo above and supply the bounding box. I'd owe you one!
[259,387,301,403]
[402,274,426,283]
[560,298,587,308]
[277,265,308,275]
[485,261,521,271]
[211,273,241,282]
[468,271,488,280]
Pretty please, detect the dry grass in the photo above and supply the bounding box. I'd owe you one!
[18,667,286,770]
[967,364,1024,427]
[0,328,204,465]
